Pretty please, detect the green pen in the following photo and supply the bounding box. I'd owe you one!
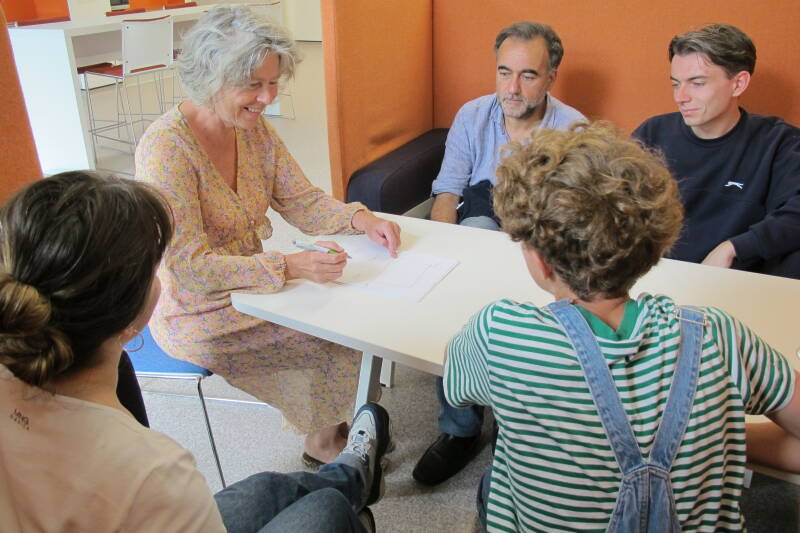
[292,240,351,258]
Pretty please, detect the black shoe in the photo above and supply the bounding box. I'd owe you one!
[412,432,481,486]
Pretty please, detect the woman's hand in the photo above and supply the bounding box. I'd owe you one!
[352,211,401,258]
[284,241,348,283]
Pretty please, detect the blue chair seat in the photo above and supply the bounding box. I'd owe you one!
[126,325,225,487]
[130,326,211,377]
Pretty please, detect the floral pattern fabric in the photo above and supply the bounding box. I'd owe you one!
[135,106,366,433]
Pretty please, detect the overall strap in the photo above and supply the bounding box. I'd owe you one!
[548,299,706,477]
[647,306,704,471]
[547,299,644,475]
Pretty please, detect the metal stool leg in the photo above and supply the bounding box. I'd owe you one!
[196,377,226,488]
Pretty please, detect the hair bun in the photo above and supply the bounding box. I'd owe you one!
[0,273,73,385]
[0,272,51,332]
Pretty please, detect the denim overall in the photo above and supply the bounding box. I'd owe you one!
[548,299,703,533]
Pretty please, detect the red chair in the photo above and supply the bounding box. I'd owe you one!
[105,8,146,16]
[15,16,71,26]
[80,15,173,163]
[165,1,197,9]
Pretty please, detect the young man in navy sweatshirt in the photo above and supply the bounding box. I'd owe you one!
[634,24,800,279]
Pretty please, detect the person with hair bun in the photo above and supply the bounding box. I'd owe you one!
[136,4,400,466]
[442,123,800,531]
[0,171,392,533]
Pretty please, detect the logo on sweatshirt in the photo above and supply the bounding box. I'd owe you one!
[724,181,744,190]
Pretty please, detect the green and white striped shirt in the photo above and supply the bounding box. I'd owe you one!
[444,294,795,532]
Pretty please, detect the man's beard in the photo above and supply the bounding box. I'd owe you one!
[501,94,544,119]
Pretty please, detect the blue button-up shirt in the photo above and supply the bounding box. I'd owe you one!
[431,93,587,196]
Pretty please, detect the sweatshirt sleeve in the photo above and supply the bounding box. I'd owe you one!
[729,130,800,263]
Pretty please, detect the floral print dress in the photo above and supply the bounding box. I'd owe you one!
[135,106,365,433]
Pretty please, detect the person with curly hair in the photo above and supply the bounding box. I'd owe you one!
[442,123,800,531]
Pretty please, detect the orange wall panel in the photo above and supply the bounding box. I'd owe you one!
[130,0,165,10]
[432,0,800,131]
[323,0,433,200]
[0,0,37,22]
[35,0,69,19]
[0,7,42,202]
[1,0,68,22]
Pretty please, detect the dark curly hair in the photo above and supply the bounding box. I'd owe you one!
[493,122,684,301]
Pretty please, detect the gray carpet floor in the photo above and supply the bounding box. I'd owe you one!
[140,363,798,533]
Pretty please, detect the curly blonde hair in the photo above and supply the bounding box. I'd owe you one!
[493,122,683,300]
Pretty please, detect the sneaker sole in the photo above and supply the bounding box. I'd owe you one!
[362,402,391,506]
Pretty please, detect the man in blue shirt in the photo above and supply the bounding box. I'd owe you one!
[429,21,586,231]
[634,24,800,278]
[415,21,586,487]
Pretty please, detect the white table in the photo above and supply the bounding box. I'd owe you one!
[8,5,209,175]
[232,213,800,483]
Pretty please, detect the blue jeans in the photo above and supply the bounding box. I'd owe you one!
[436,375,483,437]
[214,456,367,533]
[460,216,500,231]
[476,467,491,531]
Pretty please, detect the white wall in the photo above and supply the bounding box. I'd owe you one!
[196,0,321,41]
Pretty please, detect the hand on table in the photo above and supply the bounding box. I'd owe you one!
[701,240,737,269]
[285,241,347,283]
[353,210,401,258]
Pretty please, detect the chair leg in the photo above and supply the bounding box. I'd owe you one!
[81,73,100,168]
[196,377,226,488]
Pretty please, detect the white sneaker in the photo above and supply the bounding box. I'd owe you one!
[341,402,392,506]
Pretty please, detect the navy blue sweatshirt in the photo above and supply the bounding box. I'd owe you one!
[634,109,800,278]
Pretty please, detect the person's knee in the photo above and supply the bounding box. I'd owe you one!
[459,216,500,231]
[305,488,355,527]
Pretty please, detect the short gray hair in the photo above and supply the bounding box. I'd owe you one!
[177,5,301,106]
[669,24,756,77]
[493,21,564,72]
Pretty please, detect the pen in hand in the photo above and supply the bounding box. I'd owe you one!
[292,240,352,258]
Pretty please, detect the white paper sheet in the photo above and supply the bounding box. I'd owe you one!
[329,235,458,303]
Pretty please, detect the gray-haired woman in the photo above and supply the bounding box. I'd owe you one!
[135,5,400,464]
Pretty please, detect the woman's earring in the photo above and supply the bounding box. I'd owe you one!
[127,332,145,353]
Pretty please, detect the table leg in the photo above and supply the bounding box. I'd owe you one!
[379,360,396,388]
[355,352,383,415]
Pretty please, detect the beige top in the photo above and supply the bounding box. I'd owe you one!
[0,364,224,532]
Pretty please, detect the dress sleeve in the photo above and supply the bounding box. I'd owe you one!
[124,448,225,533]
[443,303,495,408]
[705,306,796,415]
[135,124,289,296]
[265,121,366,235]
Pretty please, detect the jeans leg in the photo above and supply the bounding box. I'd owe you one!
[214,462,364,533]
[259,488,365,533]
[460,216,500,231]
[476,467,492,531]
[436,376,484,437]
